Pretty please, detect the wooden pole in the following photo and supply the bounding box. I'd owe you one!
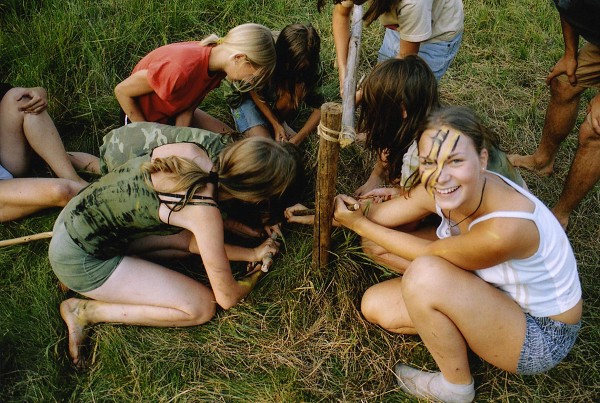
[339,4,363,148]
[0,231,53,247]
[312,102,342,270]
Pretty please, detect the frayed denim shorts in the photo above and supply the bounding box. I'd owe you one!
[230,98,269,134]
[378,29,463,82]
[516,314,581,375]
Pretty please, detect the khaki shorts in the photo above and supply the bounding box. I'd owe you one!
[49,212,123,293]
[557,41,600,89]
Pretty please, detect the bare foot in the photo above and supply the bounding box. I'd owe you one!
[60,298,90,368]
[355,175,384,197]
[508,154,554,176]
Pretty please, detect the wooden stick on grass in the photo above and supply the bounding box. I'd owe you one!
[0,231,53,247]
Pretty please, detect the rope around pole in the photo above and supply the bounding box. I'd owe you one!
[318,123,340,143]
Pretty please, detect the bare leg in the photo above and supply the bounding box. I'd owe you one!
[0,178,83,222]
[67,152,100,174]
[243,125,271,139]
[552,114,600,228]
[191,109,234,134]
[59,256,217,366]
[0,89,87,185]
[401,256,525,383]
[360,277,417,334]
[509,79,585,175]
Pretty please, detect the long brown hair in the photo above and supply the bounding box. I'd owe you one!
[358,56,439,183]
[273,23,321,111]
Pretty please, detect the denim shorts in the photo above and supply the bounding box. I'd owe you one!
[230,98,269,134]
[378,29,463,82]
[0,163,13,180]
[516,314,581,375]
[49,212,124,293]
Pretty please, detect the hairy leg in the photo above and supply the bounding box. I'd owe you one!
[0,178,83,222]
[60,256,216,365]
[401,256,526,384]
[509,79,585,175]
[552,115,600,228]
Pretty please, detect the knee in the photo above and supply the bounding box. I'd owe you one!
[46,180,82,207]
[186,299,217,325]
[401,256,448,302]
[549,79,583,104]
[578,120,600,146]
[360,286,383,325]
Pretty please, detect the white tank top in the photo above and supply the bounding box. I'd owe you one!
[436,171,581,317]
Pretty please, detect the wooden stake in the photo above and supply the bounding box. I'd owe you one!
[312,102,342,270]
[0,231,53,247]
[339,4,363,148]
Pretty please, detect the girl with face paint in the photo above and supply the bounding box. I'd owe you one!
[328,106,582,402]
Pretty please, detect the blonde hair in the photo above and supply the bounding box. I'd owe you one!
[142,137,296,206]
[200,23,276,91]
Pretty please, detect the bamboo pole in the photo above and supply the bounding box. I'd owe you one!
[339,4,363,148]
[312,102,343,270]
[0,231,53,247]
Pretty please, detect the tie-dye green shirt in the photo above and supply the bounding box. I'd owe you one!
[64,154,180,258]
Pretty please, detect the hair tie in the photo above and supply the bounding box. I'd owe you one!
[216,37,224,45]
[208,171,219,185]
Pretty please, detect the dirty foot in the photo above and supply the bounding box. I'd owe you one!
[508,154,554,176]
[60,298,90,369]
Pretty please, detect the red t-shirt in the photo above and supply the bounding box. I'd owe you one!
[133,43,226,123]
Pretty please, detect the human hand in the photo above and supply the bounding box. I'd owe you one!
[250,235,280,273]
[16,87,48,114]
[358,187,401,203]
[273,122,287,143]
[546,55,578,86]
[284,203,314,225]
[333,194,363,230]
[264,223,283,239]
[586,94,600,135]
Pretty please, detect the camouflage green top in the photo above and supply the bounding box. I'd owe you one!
[99,122,237,174]
[64,154,180,258]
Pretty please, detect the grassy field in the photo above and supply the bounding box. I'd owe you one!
[1,0,598,401]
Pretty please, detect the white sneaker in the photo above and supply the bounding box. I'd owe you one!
[394,364,475,403]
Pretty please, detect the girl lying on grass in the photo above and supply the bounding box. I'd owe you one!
[69,122,298,238]
[114,23,275,132]
[50,136,296,368]
[288,106,582,402]
[227,23,323,145]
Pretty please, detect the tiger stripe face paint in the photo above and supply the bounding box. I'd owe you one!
[419,128,461,197]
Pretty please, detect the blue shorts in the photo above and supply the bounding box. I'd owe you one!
[377,29,463,82]
[0,163,13,180]
[516,314,581,375]
[230,98,269,134]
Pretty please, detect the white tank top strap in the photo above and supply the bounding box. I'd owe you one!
[469,210,535,229]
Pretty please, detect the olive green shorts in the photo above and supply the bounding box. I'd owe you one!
[49,213,124,293]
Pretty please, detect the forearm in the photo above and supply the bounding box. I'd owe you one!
[115,93,146,122]
[559,15,579,59]
[174,107,194,127]
[333,4,352,85]
[397,39,421,59]
[224,243,257,262]
[294,108,321,143]
[250,91,280,128]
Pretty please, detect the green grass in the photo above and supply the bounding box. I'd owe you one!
[1,0,599,401]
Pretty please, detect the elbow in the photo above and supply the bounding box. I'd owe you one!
[217,296,240,311]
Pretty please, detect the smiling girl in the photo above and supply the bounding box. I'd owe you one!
[329,106,582,401]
